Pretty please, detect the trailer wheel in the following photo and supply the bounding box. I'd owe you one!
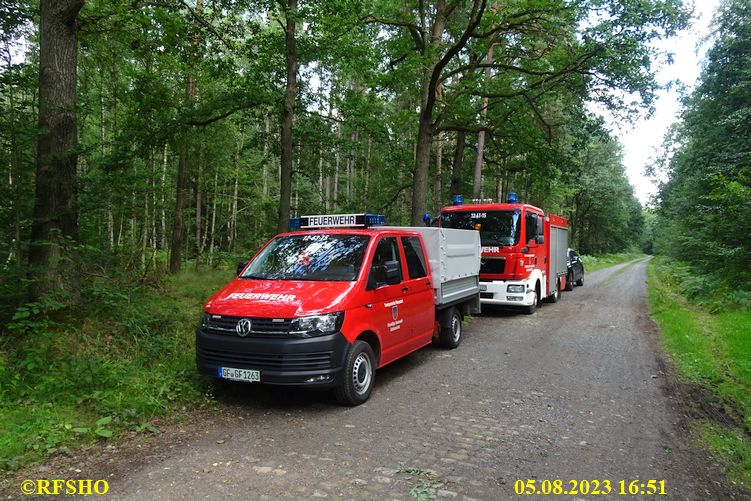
[335,340,375,406]
[438,307,462,349]
[564,271,574,291]
[523,289,539,315]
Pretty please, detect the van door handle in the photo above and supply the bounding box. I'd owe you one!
[401,286,409,293]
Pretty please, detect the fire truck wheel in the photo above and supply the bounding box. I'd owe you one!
[335,340,375,406]
[524,289,539,314]
[439,307,462,349]
[565,271,574,291]
[549,278,560,303]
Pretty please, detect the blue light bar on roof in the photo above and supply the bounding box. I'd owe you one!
[289,213,386,229]
[507,192,519,203]
[365,214,386,226]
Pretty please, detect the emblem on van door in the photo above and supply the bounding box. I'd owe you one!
[236,318,252,337]
[392,306,398,320]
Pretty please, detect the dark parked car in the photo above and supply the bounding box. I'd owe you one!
[565,248,584,291]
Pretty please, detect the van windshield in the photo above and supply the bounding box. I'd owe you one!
[440,210,521,247]
[241,234,370,281]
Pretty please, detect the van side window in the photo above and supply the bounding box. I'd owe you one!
[369,237,401,286]
[401,237,427,279]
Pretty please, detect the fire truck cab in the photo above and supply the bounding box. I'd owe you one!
[439,194,569,313]
[195,213,481,405]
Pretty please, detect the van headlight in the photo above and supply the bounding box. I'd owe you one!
[200,312,210,329]
[289,312,344,337]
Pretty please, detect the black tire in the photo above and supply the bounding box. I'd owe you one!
[548,278,560,303]
[335,340,375,406]
[523,288,539,314]
[438,307,462,349]
[564,271,574,291]
[576,275,583,287]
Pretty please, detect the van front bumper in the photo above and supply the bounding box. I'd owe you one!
[195,329,351,387]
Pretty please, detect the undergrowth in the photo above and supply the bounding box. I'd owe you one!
[579,252,644,273]
[0,262,234,471]
[648,256,751,491]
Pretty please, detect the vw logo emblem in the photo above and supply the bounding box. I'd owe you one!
[236,318,252,337]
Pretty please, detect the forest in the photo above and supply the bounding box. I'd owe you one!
[5,0,751,479]
[0,0,688,317]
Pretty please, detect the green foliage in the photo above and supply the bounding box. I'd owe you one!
[701,423,751,490]
[648,257,751,489]
[579,253,644,272]
[0,265,232,471]
[652,0,751,290]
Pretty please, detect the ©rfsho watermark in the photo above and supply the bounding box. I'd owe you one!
[20,479,109,496]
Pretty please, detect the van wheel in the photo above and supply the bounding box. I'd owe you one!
[439,307,462,349]
[335,340,375,406]
[576,275,584,287]
[564,272,574,291]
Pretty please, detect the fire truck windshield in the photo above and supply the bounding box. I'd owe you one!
[241,234,370,281]
[441,210,521,247]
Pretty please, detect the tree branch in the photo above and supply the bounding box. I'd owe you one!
[177,0,235,51]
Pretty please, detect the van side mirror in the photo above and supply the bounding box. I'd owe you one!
[237,260,249,277]
[384,260,401,285]
[527,239,538,248]
[535,235,544,244]
[366,260,401,290]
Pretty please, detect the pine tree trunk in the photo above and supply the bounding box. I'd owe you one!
[472,45,494,199]
[161,143,167,249]
[450,131,465,197]
[195,148,203,268]
[4,42,22,264]
[412,109,434,224]
[276,0,297,233]
[208,170,218,266]
[262,116,269,197]
[169,0,203,274]
[434,131,443,211]
[28,0,85,302]
[229,132,242,252]
[364,136,371,203]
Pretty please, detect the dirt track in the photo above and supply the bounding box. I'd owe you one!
[5,259,746,500]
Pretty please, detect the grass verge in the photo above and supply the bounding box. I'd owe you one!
[647,256,751,490]
[0,266,233,472]
[580,252,644,273]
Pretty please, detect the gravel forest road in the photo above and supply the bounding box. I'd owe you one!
[9,258,744,500]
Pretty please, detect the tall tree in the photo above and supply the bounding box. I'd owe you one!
[28,0,85,301]
[170,0,204,274]
[277,0,298,233]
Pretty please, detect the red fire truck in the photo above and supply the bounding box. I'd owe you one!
[196,214,481,405]
[439,194,569,313]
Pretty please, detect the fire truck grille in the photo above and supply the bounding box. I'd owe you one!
[480,258,505,274]
[206,316,293,337]
[197,347,334,371]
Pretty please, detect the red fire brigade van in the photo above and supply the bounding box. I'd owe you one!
[439,194,569,313]
[196,214,481,405]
